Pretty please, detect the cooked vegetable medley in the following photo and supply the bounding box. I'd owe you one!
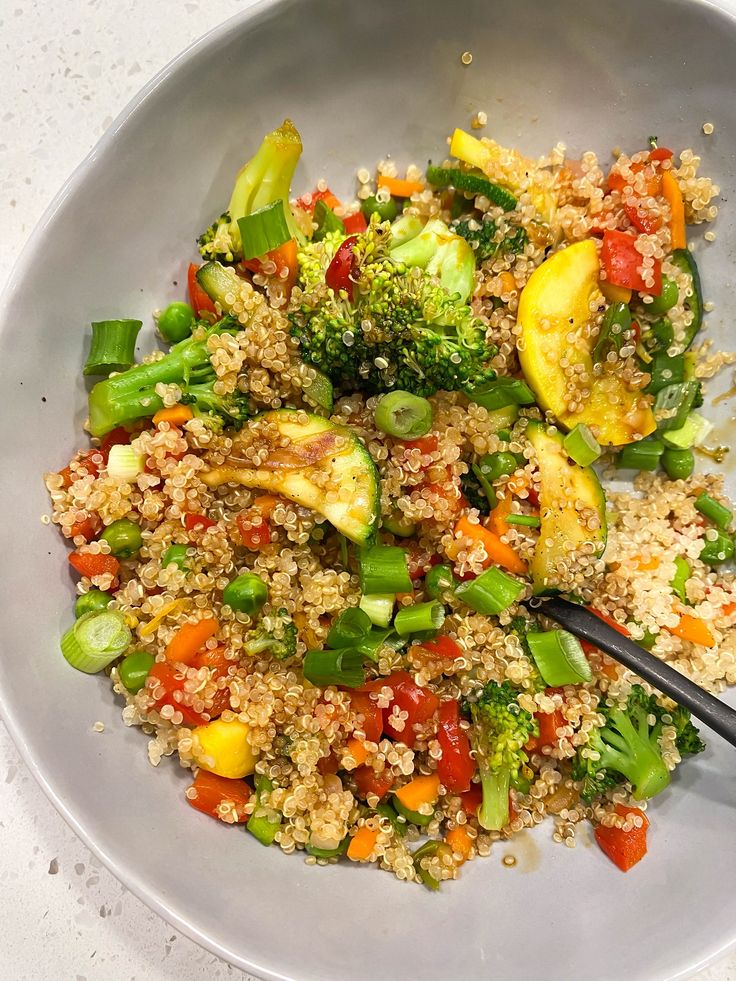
[45,121,736,883]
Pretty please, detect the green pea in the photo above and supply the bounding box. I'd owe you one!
[162,543,189,570]
[119,650,155,693]
[478,451,518,481]
[425,564,457,599]
[157,302,195,343]
[646,275,679,315]
[661,447,695,481]
[361,194,399,223]
[100,518,143,559]
[75,589,113,618]
[223,573,268,614]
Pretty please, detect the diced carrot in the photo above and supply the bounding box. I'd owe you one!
[252,494,281,517]
[595,804,649,872]
[633,555,660,572]
[505,473,529,496]
[153,404,193,427]
[165,617,219,665]
[661,171,686,250]
[347,826,380,862]
[377,174,425,198]
[666,611,715,648]
[445,825,473,864]
[394,773,441,812]
[455,515,528,575]
[492,271,516,297]
[69,513,102,542]
[296,187,341,214]
[192,644,230,675]
[487,495,513,537]
[187,769,251,823]
[346,737,370,767]
[721,602,736,617]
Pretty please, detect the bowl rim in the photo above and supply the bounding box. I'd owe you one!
[2,0,736,978]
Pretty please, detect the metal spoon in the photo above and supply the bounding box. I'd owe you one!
[532,596,736,748]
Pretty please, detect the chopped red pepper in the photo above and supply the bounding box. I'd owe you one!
[325,235,358,299]
[353,764,394,800]
[69,513,102,542]
[342,210,368,234]
[648,146,674,162]
[184,513,217,535]
[236,512,271,550]
[296,187,341,215]
[600,230,662,295]
[436,699,474,793]
[68,551,120,579]
[99,427,131,460]
[147,661,210,726]
[526,707,566,752]
[362,670,439,746]
[580,609,630,655]
[460,784,483,816]
[418,635,464,660]
[607,161,661,197]
[595,804,649,871]
[349,691,384,743]
[401,434,439,456]
[624,201,662,235]
[404,544,441,581]
[188,262,217,318]
[187,769,252,823]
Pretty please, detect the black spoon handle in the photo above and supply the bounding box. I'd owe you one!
[535,596,736,748]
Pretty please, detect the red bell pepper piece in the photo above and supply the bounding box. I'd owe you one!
[401,434,438,455]
[648,146,673,162]
[342,210,368,234]
[147,662,210,726]
[362,671,439,746]
[600,230,662,295]
[460,784,483,816]
[595,804,649,871]
[353,764,394,800]
[184,513,217,534]
[187,770,252,823]
[624,201,662,235]
[68,551,120,579]
[418,635,464,660]
[69,513,102,542]
[188,262,217,318]
[436,699,474,793]
[325,235,358,299]
[240,239,298,297]
[296,187,341,215]
[349,691,384,743]
[99,427,131,460]
[525,707,566,752]
[236,512,271,550]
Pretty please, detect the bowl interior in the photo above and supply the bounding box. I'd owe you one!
[2,1,736,979]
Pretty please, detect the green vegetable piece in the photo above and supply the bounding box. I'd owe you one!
[695,492,732,531]
[661,448,695,482]
[505,514,541,527]
[247,775,281,846]
[162,543,189,570]
[478,451,519,481]
[645,353,686,396]
[412,839,453,890]
[361,194,399,223]
[83,320,142,377]
[466,378,535,411]
[661,412,713,450]
[426,164,517,211]
[302,648,365,688]
[653,381,700,432]
[75,590,112,618]
[326,608,372,649]
[223,573,269,614]
[360,545,412,595]
[157,302,195,344]
[646,274,679,315]
[394,797,434,827]
[60,610,132,674]
[302,368,334,413]
[119,650,155,693]
[455,566,525,615]
[700,531,735,566]
[382,509,417,537]
[100,518,143,559]
[424,564,457,599]
[313,198,345,242]
[305,836,349,859]
[358,593,395,628]
[618,438,664,471]
[375,802,407,837]
[238,199,292,261]
[592,302,632,365]
[393,601,445,637]
[374,391,433,439]
[668,248,703,353]
[671,557,690,603]
[526,629,593,686]
[563,424,601,467]
[469,462,498,512]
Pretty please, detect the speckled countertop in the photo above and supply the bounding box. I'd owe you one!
[1,2,735,979]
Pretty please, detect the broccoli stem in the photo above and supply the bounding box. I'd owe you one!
[600,708,671,799]
[478,764,511,831]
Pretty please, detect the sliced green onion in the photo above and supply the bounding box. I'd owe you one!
[425,564,457,599]
[394,797,434,828]
[107,443,145,482]
[75,589,112,618]
[313,198,345,241]
[426,164,517,211]
[374,391,433,439]
[375,802,407,836]
[305,836,349,859]
[466,378,535,410]
[661,447,695,480]
[119,649,155,693]
[671,557,690,603]
[592,302,631,365]
[526,629,593,686]
[653,381,700,432]
[393,601,445,637]
[60,610,132,674]
[455,567,525,615]
[505,514,541,528]
[360,546,412,595]
[700,531,735,566]
[618,438,664,471]
[563,424,601,467]
[247,775,281,845]
[302,367,334,413]
[645,353,686,395]
[162,543,189,570]
[695,492,732,530]
[237,200,291,261]
[470,462,498,510]
[359,593,395,628]
[83,320,142,376]
[662,412,713,450]
[353,628,397,663]
[326,608,372,649]
[303,648,365,688]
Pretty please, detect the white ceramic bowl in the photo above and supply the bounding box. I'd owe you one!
[2,1,736,978]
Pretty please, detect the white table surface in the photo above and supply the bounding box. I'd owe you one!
[0,2,735,979]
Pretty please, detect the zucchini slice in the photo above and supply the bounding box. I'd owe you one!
[526,420,607,595]
[201,409,380,545]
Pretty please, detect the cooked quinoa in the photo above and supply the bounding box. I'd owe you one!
[45,121,734,883]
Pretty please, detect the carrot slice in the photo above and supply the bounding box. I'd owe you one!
[455,515,528,575]
[153,405,194,426]
[346,737,370,767]
[595,805,649,872]
[445,825,473,864]
[394,773,440,812]
[662,171,686,250]
[347,826,380,861]
[377,174,425,198]
[666,611,715,648]
[165,617,219,665]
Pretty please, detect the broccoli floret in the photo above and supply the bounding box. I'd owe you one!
[668,703,706,756]
[179,380,251,431]
[572,685,685,803]
[243,609,297,660]
[453,216,528,263]
[291,219,496,397]
[198,120,304,264]
[467,681,538,831]
[87,317,246,436]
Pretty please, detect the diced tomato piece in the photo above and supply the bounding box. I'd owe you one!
[342,210,368,234]
[69,513,102,542]
[184,513,217,534]
[401,434,439,455]
[187,769,252,823]
[600,230,662,295]
[595,805,649,872]
[460,784,483,816]
[147,662,210,726]
[188,262,217,318]
[68,551,120,579]
[353,764,394,800]
[99,427,131,460]
[362,670,439,747]
[236,512,272,550]
[624,201,662,234]
[418,635,464,660]
[436,699,474,793]
[649,146,673,162]
[325,235,358,299]
[296,187,341,215]
[349,691,384,743]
